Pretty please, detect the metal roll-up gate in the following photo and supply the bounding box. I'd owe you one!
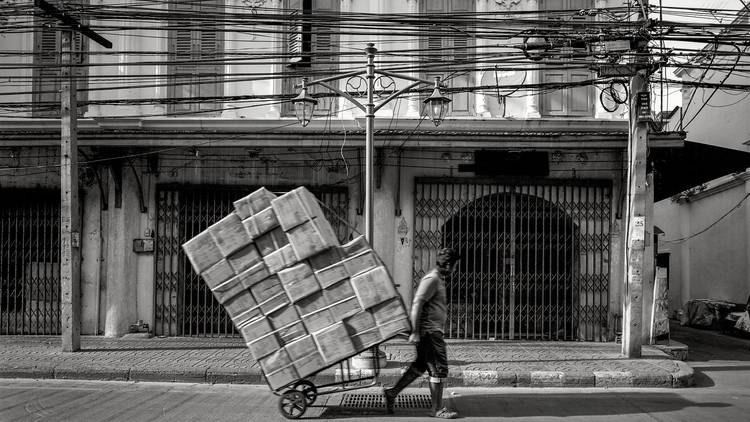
[154,184,349,337]
[413,178,612,341]
[0,189,61,335]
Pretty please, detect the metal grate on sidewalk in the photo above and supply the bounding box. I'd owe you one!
[341,393,432,409]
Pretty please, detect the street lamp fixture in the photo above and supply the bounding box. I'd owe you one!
[293,78,318,127]
[291,43,451,242]
[424,77,451,127]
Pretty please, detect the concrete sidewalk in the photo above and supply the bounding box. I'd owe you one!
[0,336,694,388]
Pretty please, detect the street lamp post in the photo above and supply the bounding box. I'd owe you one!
[293,43,451,243]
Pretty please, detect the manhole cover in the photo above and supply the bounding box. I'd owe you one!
[341,393,432,409]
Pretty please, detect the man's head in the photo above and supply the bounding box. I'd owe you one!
[436,247,459,275]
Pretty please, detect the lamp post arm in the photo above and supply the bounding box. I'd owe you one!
[317,81,367,113]
[375,69,442,86]
[372,80,423,114]
[295,69,365,89]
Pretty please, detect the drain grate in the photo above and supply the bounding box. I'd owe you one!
[341,393,432,409]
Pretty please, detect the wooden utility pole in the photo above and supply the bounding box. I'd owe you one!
[60,29,81,352]
[622,0,650,358]
[35,0,111,352]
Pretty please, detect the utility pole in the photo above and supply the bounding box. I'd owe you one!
[622,0,650,358]
[59,29,81,352]
[35,0,111,352]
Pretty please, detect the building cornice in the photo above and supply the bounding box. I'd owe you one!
[0,118,685,149]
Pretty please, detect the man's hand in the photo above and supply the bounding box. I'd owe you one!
[408,333,420,344]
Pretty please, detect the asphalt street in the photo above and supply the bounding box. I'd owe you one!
[1,324,748,421]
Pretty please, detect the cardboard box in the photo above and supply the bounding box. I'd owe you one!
[343,311,377,335]
[259,291,289,315]
[352,327,383,350]
[208,213,250,256]
[249,275,283,303]
[226,243,262,274]
[231,305,263,328]
[233,187,277,220]
[286,218,339,261]
[182,230,223,274]
[268,305,300,330]
[350,266,398,309]
[247,331,280,360]
[276,321,307,345]
[263,244,298,274]
[379,317,411,339]
[259,349,293,377]
[211,276,246,304]
[313,322,356,363]
[314,262,348,288]
[278,263,320,303]
[285,335,316,361]
[242,207,280,239]
[323,279,354,304]
[202,259,236,290]
[295,290,330,317]
[328,296,362,321]
[307,246,343,271]
[342,250,379,277]
[369,298,406,325]
[255,227,289,257]
[300,307,336,333]
[236,262,271,289]
[294,350,326,379]
[271,187,327,231]
[265,364,298,391]
[340,235,369,257]
[238,316,273,343]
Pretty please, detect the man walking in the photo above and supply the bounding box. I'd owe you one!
[383,248,459,419]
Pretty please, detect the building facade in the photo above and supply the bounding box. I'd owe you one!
[0,0,679,341]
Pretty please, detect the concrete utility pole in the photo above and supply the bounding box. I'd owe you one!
[35,0,111,352]
[622,0,650,358]
[60,29,81,352]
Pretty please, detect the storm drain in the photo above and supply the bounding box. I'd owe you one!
[341,393,432,409]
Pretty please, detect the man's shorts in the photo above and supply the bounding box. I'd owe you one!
[409,331,448,378]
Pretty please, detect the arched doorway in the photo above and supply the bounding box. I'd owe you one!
[413,179,611,341]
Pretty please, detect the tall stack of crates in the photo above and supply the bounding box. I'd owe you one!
[182,187,410,389]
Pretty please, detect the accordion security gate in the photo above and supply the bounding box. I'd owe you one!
[413,178,612,341]
[155,184,349,337]
[0,189,61,335]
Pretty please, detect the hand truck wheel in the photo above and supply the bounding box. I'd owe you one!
[278,390,307,419]
[293,379,318,405]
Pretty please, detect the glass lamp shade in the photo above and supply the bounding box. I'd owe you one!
[293,90,318,127]
[424,87,451,127]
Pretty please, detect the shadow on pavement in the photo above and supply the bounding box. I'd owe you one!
[448,392,729,418]
[689,368,717,388]
[317,392,729,419]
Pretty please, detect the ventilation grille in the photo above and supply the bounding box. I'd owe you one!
[340,393,432,409]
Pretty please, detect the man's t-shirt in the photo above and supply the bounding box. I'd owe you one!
[413,268,447,335]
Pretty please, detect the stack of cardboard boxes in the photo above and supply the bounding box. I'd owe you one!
[182,187,410,390]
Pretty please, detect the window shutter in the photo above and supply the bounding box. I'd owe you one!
[198,3,223,113]
[282,0,338,117]
[541,71,565,115]
[169,2,195,113]
[539,0,594,117]
[568,71,591,115]
[422,0,474,117]
[35,27,60,116]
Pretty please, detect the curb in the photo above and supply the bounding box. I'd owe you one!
[0,362,694,389]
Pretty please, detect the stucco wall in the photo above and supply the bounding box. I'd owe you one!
[656,178,750,313]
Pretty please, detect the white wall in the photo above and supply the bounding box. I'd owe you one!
[656,177,750,312]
